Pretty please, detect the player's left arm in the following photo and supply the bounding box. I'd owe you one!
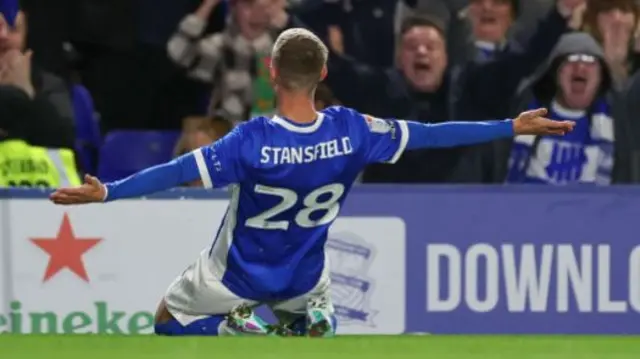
[49,154,206,205]
[50,126,249,205]
[103,126,246,201]
[102,154,204,201]
[363,108,574,164]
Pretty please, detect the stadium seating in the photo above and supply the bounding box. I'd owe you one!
[72,84,102,174]
[97,130,180,182]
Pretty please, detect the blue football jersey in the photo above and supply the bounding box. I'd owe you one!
[192,106,408,301]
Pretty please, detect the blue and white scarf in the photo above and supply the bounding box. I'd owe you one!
[506,99,614,185]
[474,40,507,63]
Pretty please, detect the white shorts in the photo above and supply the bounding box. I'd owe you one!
[164,249,334,325]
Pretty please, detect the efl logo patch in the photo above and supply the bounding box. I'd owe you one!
[365,115,396,139]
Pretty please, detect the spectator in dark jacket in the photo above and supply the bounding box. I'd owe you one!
[295,0,420,68]
[327,0,583,183]
[0,5,75,149]
[465,0,519,63]
[492,32,640,184]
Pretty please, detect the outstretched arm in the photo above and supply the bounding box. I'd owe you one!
[50,151,210,205]
[50,126,248,205]
[405,119,513,150]
[102,153,201,201]
[406,108,573,150]
[360,108,574,164]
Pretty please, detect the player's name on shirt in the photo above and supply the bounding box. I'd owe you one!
[260,137,354,166]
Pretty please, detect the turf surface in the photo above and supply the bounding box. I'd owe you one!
[1,335,639,359]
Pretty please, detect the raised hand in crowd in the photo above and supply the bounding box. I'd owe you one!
[262,0,289,28]
[600,4,638,84]
[195,0,221,21]
[556,0,587,29]
[557,0,587,17]
[327,25,344,56]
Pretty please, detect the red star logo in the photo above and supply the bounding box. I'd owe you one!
[31,213,102,282]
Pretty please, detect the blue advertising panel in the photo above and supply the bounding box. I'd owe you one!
[2,186,639,334]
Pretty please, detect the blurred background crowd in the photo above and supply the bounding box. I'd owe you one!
[2,0,640,188]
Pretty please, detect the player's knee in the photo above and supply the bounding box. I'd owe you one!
[154,299,174,325]
[154,300,180,335]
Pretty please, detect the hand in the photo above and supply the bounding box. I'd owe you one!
[0,49,35,98]
[50,174,107,205]
[556,0,587,30]
[195,0,220,20]
[557,0,585,13]
[602,19,634,64]
[264,0,288,28]
[328,25,344,55]
[201,0,220,8]
[512,108,575,136]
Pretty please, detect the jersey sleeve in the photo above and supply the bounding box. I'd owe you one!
[192,125,248,188]
[359,113,409,164]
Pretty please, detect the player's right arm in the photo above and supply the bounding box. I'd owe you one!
[50,125,247,205]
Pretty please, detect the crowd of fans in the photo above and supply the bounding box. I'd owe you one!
[2,0,640,187]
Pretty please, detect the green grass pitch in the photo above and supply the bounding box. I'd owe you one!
[1,335,639,359]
